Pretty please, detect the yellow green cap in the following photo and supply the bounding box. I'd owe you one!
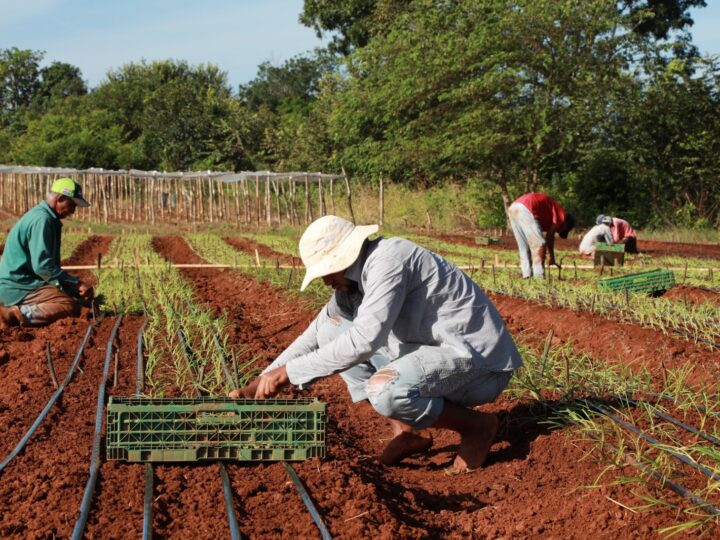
[50,178,90,207]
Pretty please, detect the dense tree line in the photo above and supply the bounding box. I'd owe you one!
[1,0,717,229]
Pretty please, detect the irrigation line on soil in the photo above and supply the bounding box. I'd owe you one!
[219,463,243,540]
[143,463,153,540]
[621,396,720,447]
[72,315,124,540]
[0,323,94,474]
[643,392,720,421]
[580,399,720,483]
[571,413,720,517]
[283,461,332,540]
[200,308,332,539]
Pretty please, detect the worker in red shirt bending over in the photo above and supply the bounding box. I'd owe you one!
[596,214,638,254]
[507,193,574,278]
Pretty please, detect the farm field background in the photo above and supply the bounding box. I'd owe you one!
[0,212,719,538]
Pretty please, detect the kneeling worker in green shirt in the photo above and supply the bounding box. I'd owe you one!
[0,178,94,328]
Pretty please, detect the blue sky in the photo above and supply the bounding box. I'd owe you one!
[689,2,720,57]
[0,0,326,91]
[1,1,718,92]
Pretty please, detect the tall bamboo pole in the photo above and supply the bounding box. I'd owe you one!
[318,174,326,216]
[304,175,312,224]
[379,177,384,227]
[341,167,356,224]
[265,176,271,227]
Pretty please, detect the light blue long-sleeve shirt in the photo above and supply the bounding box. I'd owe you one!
[264,237,523,386]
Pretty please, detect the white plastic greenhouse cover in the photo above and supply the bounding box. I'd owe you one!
[0,165,343,182]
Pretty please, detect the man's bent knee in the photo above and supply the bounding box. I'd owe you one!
[366,367,400,417]
[20,296,81,326]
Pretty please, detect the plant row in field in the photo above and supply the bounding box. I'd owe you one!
[471,270,720,348]
[94,234,256,397]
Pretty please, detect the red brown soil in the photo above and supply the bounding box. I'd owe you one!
[142,235,710,537]
[223,236,301,267]
[61,234,115,266]
[664,284,720,306]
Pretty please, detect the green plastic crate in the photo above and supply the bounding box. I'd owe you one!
[598,269,675,294]
[106,397,326,462]
[594,242,625,267]
[475,236,501,245]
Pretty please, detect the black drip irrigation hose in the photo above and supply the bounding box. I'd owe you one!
[143,463,153,540]
[644,392,720,421]
[537,353,720,517]
[578,398,720,483]
[72,315,124,540]
[0,323,95,474]
[283,461,332,540]
[576,417,720,517]
[179,305,332,539]
[219,462,243,540]
[620,395,720,447]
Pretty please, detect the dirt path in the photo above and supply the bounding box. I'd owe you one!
[148,235,703,538]
[62,234,115,267]
[223,236,301,267]
[664,284,720,306]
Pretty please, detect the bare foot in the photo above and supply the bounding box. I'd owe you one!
[0,306,22,330]
[380,431,433,465]
[452,413,499,472]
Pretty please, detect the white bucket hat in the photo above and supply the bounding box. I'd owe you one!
[299,215,379,291]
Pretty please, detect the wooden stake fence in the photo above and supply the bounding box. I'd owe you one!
[0,167,353,227]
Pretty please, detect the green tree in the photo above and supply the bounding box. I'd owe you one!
[38,62,87,102]
[324,0,646,213]
[8,97,126,168]
[91,60,250,171]
[627,57,720,226]
[0,47,43,124]
[239,52,336,112]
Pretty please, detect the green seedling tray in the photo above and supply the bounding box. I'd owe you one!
[107,397,326,463]
[475,236,501,245]
[598,268,675,294]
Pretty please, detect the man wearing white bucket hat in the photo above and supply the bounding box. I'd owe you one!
[232,215,523,471]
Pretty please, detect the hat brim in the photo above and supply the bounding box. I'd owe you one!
[72,197,90,208]
[300,224,378,291]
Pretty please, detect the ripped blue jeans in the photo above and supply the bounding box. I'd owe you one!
[317,315,513,429]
